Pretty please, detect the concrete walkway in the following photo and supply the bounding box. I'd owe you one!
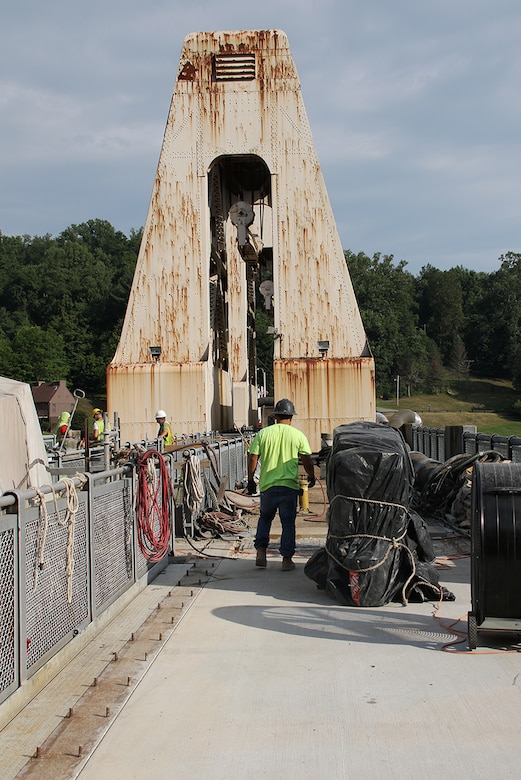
[76,537,521,780]
[7,494,521,779]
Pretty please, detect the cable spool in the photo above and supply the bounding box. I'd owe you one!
[468,461,521,649]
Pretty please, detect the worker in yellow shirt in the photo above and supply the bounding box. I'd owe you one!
[91,408,110,444]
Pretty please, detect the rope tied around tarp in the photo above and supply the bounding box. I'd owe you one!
[326,492,417,605]
[329,493,409,512]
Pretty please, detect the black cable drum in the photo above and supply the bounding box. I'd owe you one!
[469,461,521,649]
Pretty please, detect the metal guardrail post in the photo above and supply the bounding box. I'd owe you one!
[509,437,521,462]
[491,434,509,458]
[0,495,19,704]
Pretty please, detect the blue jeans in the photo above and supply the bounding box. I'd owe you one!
[254,486,299,558]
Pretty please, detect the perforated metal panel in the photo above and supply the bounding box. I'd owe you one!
[0,520,17,701]
[205,437,246,496]
[60,454,86,470]
[0,466,176,703]
[23,497,89,673]
[92,479,134,613]
[223,440,234,489]
[232,438,245,488]
[212,441,224,489]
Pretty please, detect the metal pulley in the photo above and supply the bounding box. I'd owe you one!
[259,280,274,309]
[229,201,254,247]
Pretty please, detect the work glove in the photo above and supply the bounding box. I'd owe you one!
[247,479,257,495]
[307,476,316,489]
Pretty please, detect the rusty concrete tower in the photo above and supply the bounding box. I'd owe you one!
[107,30,375,450]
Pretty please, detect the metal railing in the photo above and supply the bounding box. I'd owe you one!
[0,433,248,710]
[409,426,521,463]
[0,468,151,706]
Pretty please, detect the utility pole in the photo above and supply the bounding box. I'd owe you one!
[395,375,400,407]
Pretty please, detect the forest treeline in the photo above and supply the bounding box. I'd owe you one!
[0,218,520,401]
[0,220,141,398]
[345,249,521,399]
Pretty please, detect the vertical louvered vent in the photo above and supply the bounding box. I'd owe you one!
[214,53,256,82]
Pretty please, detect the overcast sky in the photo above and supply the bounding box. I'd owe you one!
[1,1,520,274]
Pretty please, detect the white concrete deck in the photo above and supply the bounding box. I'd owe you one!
[7,524,521,780]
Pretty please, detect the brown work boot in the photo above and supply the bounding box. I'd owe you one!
[256,547,267,567]
[281,556,296,571]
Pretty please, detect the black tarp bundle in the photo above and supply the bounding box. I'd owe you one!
[304,421,454,606]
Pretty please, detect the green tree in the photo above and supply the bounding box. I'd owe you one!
[0,220,141,395]
[346,250,427,398]
[424,342,445,394]
[11,325,69,383]
[2,221,519,406]
[449,334,470,379]
[0,329,15,376]
[453,266,490,376]
[416,266,464,363]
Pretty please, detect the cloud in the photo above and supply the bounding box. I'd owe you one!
[1,0,521,273]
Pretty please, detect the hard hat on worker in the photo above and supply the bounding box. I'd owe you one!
[155,409,167,419]
[92,408,102,417]
[274,398,296,416]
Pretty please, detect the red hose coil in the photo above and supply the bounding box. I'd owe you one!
[136,450,173,562]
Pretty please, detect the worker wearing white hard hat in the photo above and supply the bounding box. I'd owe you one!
[155,410,174,446]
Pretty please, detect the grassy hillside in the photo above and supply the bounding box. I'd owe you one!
[378,377,521,436]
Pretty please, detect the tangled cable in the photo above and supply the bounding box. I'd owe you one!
[196,510,249,537]
[413,449,504,522]
[136,450,173,562]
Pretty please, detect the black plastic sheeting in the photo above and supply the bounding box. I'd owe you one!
[305,421,454,606]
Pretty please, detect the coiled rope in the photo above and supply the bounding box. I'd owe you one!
[136,450,173,562]
[197,510,249,537]
[60,476,82,602]
[184,454,204,513]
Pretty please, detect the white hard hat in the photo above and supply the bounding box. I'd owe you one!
[155,409,167,419]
